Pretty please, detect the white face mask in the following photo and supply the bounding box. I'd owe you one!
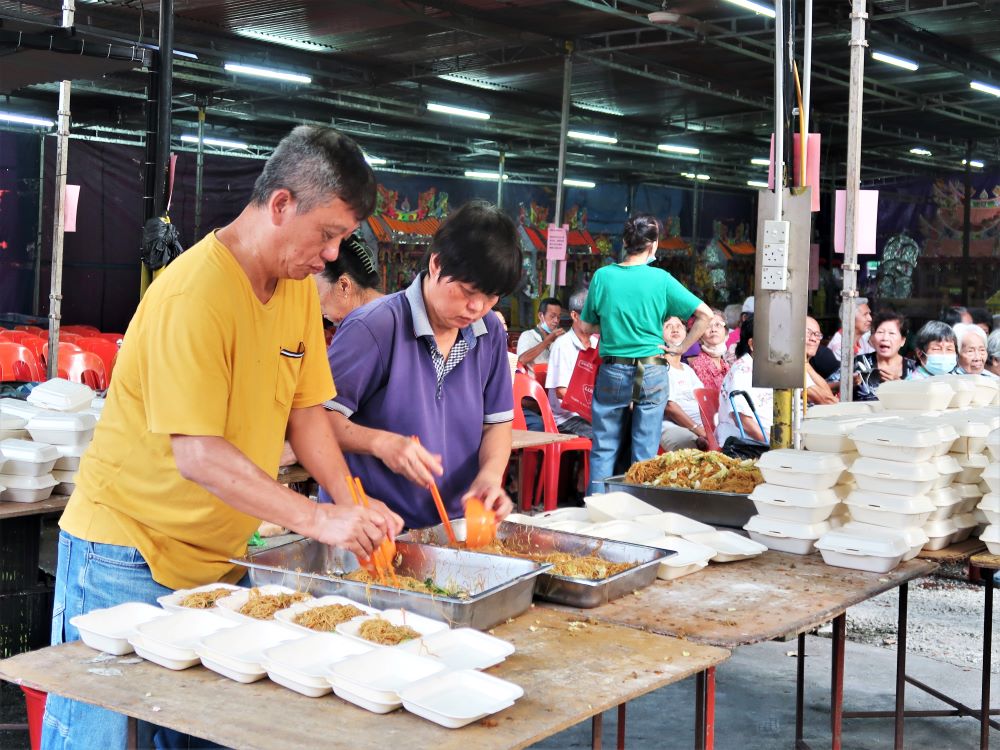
[646,250,658,265]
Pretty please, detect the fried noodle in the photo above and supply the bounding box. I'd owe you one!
[473,540,634,580]
[237,588,311,619]
[179,588,235,609]
[358,618,420,645]
[344,569,469,599]
[292,604,366,631]
[624,449,763,494]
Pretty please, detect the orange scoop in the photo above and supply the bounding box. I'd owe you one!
[464,497,497,548]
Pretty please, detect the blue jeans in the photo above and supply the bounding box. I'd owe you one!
[42,532,223,750]
[588,363,669,494]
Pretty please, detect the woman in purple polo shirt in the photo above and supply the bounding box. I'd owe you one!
[320,201,523,529]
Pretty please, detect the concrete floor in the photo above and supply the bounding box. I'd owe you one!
[530,635,997,750]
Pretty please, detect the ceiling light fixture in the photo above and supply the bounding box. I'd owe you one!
[428,102,491,120]
[364,154,387,166]
[224,62,312,84]
[962,159,985,169]
[465,170,508,181]
[970,80,1000,97]
[750,157,771,166]
[695,174,711,181]
[720,0,776,19]
[568,130,618,145]
[563,178,596,188]
[0,111,54,128]
[658,144,700,155]
[747,180,769,188]
[871,51,919,71]
[909,147,932,156]
[180,134,248,149]
[680,172,696,178]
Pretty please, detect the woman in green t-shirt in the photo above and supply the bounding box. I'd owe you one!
[580,215,713,493]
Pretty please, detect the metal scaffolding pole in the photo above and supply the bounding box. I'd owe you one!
[194,107,205,241]
[549,44,573,296]
[496,149,506,210]
[32,136,45,316]
[838,0,868,401]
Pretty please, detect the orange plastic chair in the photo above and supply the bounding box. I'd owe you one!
[76,337,119,380]
[0,342,44,382]
[512,372,591,511]
[56,350,107,390]
[693,388,722,452]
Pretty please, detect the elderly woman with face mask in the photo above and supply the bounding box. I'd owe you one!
[954,323,993,376]
[908,321,960,379]
[687,309,730,393]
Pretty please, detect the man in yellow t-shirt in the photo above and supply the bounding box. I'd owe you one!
[43,126,403,750]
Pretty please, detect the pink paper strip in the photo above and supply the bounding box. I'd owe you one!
[834,190,879,255]
[793,133,821,212]
[63,184,80,233]
[546,225,567,261]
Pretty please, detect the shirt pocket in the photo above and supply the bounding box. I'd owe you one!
[276,348,304,408]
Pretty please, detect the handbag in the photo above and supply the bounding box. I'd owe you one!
[721,389,770,459]
[560,346,602,423]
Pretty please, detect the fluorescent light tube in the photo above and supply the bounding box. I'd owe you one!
[464,170,508,180]
[0,111,54,127]
[962,159,985,169]
[658,144,700,155]
[563,178,596,188]
[909,148,932,156]
[427,102,491,120]
[747,180,769,188]
[721,0,776,18]
[750,157,771,166]
[872,51,919,71]
[568,130,618,145]
[970,81,1000,97]
[224,62,312,84]
[181,134,248,149]
[364,154,387,166]
[695,174,710,181]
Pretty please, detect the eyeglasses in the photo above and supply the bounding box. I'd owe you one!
[805,330,823,340]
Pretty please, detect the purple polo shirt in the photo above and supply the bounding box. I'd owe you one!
[319,273,514,528]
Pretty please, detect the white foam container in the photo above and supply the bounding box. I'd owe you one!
[850,457,940,496]
[968,377,1000,407]
[26,378,95,412]
[263,633,372,697]
[133,609,238,668]
[330,683,402,713]
[633,512,715,536]
[926,487,962,521]
[814,527,909,573]
[756,449,848,490]
[336,609,448,648]
[929,455,962,490]
[923,518,958,551]
[643,536,715,580]
[214,584,313,622]
[849,422,942,463]
[0,439,58,476]
[0,399,43,421]
[274,595,379,635]
[576,520,663,544]
[951,512,978,543]
[197,620,300,681]
[941,420,994,455]
[398,628,515,671]
[953,482,985,513]
[844,490,935,528]
[828,504,851,529]
[53,443,86,472]
[952,453,988,484]
[545,520,592,533]
[748,484,840,523]
[744,516,831,554]
[0,473,57,503]
[978,494,1000,526]
[982,524,1000,555]
[981,462,1000,494]
[0,414,27,442]
[130,634,203,671]
[328,648,446,706]
[25,412,96,448]
[530,507,591,526]
[70,602,167,655]
[156,582,244,613]
[934,375,978,408]
[798,416,866,453]
[876,380,955,412]
[681,530,768,562]
[986,429,1000,463]
[400,669,523,729]
[804,402,879,418]
[839,521,928,562]
[51,469,76,495]
[584,492,660,522]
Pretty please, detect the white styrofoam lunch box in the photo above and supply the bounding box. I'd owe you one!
[0,414,27,442]
[926,487,962,521]
[262,633,372,695]
[399,669,523,729]
[748,484,840,523]
[844,490,935,529]
[938,417,994,455]
[804,402,878,418]
[952,482,985,514]
[26,378,95,412]
[933,375,978,409]
[584,492,660,522]
[634,512,715,536]
[978,494,1000,526]
[922,518,958,551]
[0,473,57,503]
[952,453,988,485]
[336,609,448,648]
[213,585,314,622]
[814,527,910,573]
[156,583,244,613]
[25,412,96,448]
[950,512,978,543]
[70,602,168,655]
[849,422,942,463]
[133,609,239,668]
[274,595,379,635]
[53,442,87,472]
[876,380,955,412]
[681,530,768,562]
[328,648,447,706]
[529,507,591,526]
[643,536,715,580]
[196,620,300,681]
[981,462,1000,495]
[982,524,1000,555]
[850,457,940,497]
[839,521,928,562]
[744,515,831,555]
[576,520,663,544]
[0,439,59,476]
[967,377,1000,407]
[756,449,848,490]
[399,627,516,671]
[929,455,962,490]
[51,469,77,495]
[797,416,868,453]
[0,399,43,421]
[986,429,1000,463]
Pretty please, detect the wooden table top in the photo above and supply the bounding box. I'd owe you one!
[0,608,728,750]
[548,551,937,649]
[0,494,69,521]
[917,539,986,563]
[276,465,311,485]
[511,429,577,450]
[971,551,1000,570]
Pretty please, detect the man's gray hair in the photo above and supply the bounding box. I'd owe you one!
[914,320,958,353]
[250,126,377,218]
[568,289,588,313]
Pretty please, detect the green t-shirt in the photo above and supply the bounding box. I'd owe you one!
[580,264,702,358]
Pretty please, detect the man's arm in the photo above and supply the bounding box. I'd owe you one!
[517,329,564,366]
[326,411,443,488]
[464,421,513,518]
[288,405,403,535]
[170,434,389,558]
[737,413,766,443]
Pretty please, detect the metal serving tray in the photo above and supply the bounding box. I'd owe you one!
[402,520,668,609]
[601,475,756,529]
[230,538,547,631]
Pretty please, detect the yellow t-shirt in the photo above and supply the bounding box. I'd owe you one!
[60,232,334,589]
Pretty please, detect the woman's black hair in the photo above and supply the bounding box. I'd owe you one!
[425,200,522,297]
[321,232,380,289]
[939,306,967,327]
[735,315,754,358]
[872,309,908,337]
[622,214,661,256]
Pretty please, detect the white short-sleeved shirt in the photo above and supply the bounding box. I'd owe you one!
[666,361,704,426]
[516,327,550,365]
[545,330,599,426]
[828,330,874,359]
[716,354,774,445]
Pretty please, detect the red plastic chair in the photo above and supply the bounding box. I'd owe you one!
[77,337,119,380]
[532,362,548,386]
[96,332,125,347]
[18,335,46,367]
[693,388,722,452]
[15,325,45,337]
[42,341,82,366]
[56,350,107,390]
[62,325,100,336]
[0,330,26,343]
[512,372,591,511]
[0,342,44,382]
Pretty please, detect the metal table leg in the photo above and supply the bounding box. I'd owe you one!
[705,666,716,750]
[831,614,846,750]
[796,632,806,748]
[617,703,626,750]
[592,711,603,750]
[695,670,705,750]
[894,581,908,750]
[983,568,995,750]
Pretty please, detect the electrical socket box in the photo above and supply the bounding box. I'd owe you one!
[763,220,789,245]
[761,242,787,267]
[760,266,788,291]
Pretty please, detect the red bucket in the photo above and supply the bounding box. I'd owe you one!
[21,686,47,750]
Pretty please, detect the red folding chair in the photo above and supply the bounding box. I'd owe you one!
[0,342,44,382]
[513,372,591,511]
[693,388,722,452]
[76,337,119,380]
[56,350,107,390]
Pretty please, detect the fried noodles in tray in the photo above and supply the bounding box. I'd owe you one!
[625,449,763,494]
[292,603,366,631]
[179,588,235,609]
[358,618,421,645]
[238,588,311,619]
[469,539,634,580]
[344,569,470,599]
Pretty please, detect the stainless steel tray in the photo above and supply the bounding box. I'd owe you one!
[230,538,548,630]
[402,520,668,609]
[601,475,755,528]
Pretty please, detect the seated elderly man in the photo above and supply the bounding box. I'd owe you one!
[660,316,709,451]
[544,289,598,439]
